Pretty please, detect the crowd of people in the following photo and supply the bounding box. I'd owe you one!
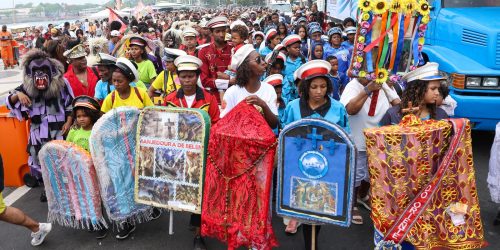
[0,3,498,250]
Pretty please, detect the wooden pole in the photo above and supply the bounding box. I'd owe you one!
[311,224,316,250]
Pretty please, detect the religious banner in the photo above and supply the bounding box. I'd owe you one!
[276,118,356,227]
[365,116,487,249]
[134,106,210,213]
[90,107,152,225]
[39,140,106,230]
[201,102,277,250]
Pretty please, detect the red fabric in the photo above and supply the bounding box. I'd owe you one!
[108,7,127,34]
[201,102,277,250]
[198,42,233,103]
[368,90,379,117]
[163,88,220,124]
[64,65,99,97]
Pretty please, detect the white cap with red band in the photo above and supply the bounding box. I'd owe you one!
[295,60,332,81]
[281,34,301,47]
[263,74,284,87]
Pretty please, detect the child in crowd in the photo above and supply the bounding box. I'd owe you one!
[253,31,264,50]
[66,96,101,152]
[437,81,457,117]
[223,24,250,85]
[282,34,307,104]
[379,63,449,126]
[326,56,349,101]
[310,41,324,60]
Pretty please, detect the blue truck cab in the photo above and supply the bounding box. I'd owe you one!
[423,0,500,130]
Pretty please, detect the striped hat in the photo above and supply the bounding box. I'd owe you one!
[263,74,283,87]
[265,28,278,42]
[295,60,331,81]
[282,34,301,47]
[253,31,264,40]
[207,16,229,29]
[72,95,101,111]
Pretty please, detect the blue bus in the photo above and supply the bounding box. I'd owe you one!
[422,0,500,131]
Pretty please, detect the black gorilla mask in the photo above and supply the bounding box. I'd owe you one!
[26,58,54,91]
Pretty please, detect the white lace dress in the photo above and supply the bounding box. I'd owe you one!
[488,122,500,203]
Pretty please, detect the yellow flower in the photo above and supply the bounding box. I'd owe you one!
[402,0,417,13]
[356,56,364,63]
[390,0,403,12]
[362,12,371,21]
[373,0,389,15]
[421,15,430,24]
[375,68,389,84]
[359,71,367,78]
[417,0,431,16]
[359,0,373,12]
[358,36,366,43]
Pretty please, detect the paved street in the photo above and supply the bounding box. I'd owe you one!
[0,130,498,250]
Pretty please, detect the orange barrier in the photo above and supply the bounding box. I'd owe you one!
[0,105,30,187]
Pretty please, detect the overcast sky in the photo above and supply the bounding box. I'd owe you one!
[6,0,104,8]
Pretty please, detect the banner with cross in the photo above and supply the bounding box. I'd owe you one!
[276,118,357,226]
[134,106,211,213]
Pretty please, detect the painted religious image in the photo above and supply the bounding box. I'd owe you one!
[140,110,179,139]
[137,177,173,204]
[290,177,338,216]
[276,119,356,226]
[154,147,185,180]
[174,185,198,209]
[135,107,211,213]
[178,113,204,142]
[139,147,155,177]
[185,151,202,184]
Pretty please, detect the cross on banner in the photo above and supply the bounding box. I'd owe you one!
[307,128,323,150]
[152,117,162,133]
[325,139,336,155]
[164,118,175,137]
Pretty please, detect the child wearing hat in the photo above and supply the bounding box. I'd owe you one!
[323,27,351,76]
[259,28,281,58]
[252,31,265,50]
[67,96,102,152]
[128,37,157,88]
[283,59,350,249]
[282,34,307,105]
[179,28,199,56]
[101,57,154,113]
[148,48,187,105]
[341,26,357,50]
[379,62,449,126]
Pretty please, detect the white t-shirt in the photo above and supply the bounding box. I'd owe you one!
[185,94,196,108]
[339,78,392,151]
[221,82,278,118]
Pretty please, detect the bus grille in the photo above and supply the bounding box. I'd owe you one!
[461,29,487,47]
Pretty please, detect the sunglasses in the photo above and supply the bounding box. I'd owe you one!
[254,56,264,64]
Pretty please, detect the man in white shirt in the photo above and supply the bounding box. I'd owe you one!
[340,77,400,224]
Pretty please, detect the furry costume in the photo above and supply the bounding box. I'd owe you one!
[86,37,109,67]
[6,49,74,180]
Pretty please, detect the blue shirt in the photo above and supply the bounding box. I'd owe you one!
[259,46,273,58]
[300,39,309,58]
[324,45,351,75]
[282,56,306,104]
[108,41,116,56]
[283,97,351,134]
[326,72,349,101]
[341,41,354,51]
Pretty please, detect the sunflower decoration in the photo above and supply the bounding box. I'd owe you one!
[417,0,431,16]
[402,0,418,13]
[390,0,403,13]
[376,68,389,84]
[421,14,430,24]
[373,0,389,15]
[359,0,373,12]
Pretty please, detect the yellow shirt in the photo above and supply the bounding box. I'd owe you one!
[101,87,154,113]
[151,70,181,95]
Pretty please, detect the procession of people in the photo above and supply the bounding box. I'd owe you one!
[0,2,499,250]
